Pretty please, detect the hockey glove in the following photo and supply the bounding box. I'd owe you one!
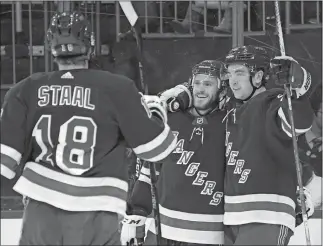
[305,173,322,208]
[120,214,146,246]
[295,187,314,227]
[270,56,311,98]
[159,83,193,112]
[142,95,168,124]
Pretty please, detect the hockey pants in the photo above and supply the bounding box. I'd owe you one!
[19,198,121,245]
[144,230,220,246]
[224,223,293,245]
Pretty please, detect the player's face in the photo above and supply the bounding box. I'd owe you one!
[192,74,219,110]
[226,63,263,100]
[226,64,253,100]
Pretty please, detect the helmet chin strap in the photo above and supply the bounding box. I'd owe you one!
[241,76,262,102]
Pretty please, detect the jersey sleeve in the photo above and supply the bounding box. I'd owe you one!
[0,82,28,179]
[111,79,177,162]
[277,94,314,138]
[265,89,313,139]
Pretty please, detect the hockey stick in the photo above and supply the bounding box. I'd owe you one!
[119,2,162,245]
[273,2,311,245]
[148,162,162,245]
[131,19,163,246]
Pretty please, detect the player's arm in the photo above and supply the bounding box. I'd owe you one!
[0,81,28,179]
[111,77,177,162]
[271,56,314,137]
[121,161,162,245]
[128,161,162,216]
[278,95,313,137]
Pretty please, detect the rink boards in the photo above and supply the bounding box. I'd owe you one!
[1,210,322,245]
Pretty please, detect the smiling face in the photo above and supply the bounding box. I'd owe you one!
[192,73,220,111]
[226,63,264,100]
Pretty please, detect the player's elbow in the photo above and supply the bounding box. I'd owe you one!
[1,164,16,179]
[281,121,312,138]
[278,107,313,138]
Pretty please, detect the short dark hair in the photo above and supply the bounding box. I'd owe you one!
[55,55,88,66]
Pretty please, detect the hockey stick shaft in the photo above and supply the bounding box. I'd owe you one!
[274,2,311,245]
[149,163,162,245]
[134,27,163,245]
[133,24,162,244]
[128,9,162,245]
[119,2,162,245]
[133,26,163,246]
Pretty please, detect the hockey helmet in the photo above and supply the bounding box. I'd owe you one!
[47,11,94,58]
[223,45,271,79]
[192,60,227,89]
[191,60,228,108]
[192,60,223,79]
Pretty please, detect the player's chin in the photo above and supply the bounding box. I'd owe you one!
[194,101,211,110]
[232,91,247,100]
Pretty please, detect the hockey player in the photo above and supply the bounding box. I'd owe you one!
[221,46,314,245]
[297,82,322,217]
[121,60,228,245]
[298,82,322,178]
[160,45,315,245]
[0,12,176,245]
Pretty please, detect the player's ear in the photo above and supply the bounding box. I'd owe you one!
[217,78,221,89]
[253,70,264,87]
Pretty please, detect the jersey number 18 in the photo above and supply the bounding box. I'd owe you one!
[32,115,97,175]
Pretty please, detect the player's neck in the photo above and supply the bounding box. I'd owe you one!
[190,107,213,116]
[58,62,89,71]
[244,87,266,103]
[311,119,322,137]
